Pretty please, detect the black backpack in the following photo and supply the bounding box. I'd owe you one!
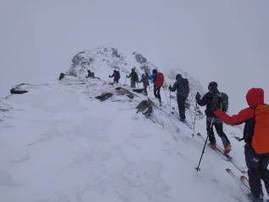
[211,92,229,112]
[181,79,190,97]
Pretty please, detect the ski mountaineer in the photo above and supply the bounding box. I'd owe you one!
[169,74,190,122]
[214,88,269,202]
[127,67,139,88]
[195,81,232,154]
[139,73,149,95]
[150,69,164,106]
[86,69,95,78]
[109,69,120,83]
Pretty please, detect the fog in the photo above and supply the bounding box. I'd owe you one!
[1,0,268,112]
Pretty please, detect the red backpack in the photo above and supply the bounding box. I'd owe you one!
[155,72,164,88]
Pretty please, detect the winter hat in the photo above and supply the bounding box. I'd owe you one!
[208,81,218,91]
[176,74,182,80]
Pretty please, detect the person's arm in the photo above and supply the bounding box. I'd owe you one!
[197,93,210,106]
[214,108,254,125]
[170,81,177,92]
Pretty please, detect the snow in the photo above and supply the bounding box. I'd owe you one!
[0,75,257,202]
[1,1,269,201]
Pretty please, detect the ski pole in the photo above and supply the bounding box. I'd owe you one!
[192,100,198,137]
[195,134,209,172]
[195,117,214,171]
[169,90,172,113]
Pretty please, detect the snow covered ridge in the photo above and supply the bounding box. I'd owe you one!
[68,47,157,79]
[0,75,251,202]
[68,47,204,104]
[3,48,251,202]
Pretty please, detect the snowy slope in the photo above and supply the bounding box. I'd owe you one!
[0,72,255,202]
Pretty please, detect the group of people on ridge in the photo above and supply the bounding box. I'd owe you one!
[109,67,165,105]
[94,66,269,201]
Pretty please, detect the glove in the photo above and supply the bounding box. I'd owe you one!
[168,86,172,91]
[195,92,201,101]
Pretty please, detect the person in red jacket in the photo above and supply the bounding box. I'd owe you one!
[214,88,269,201]
[151,69,164,106]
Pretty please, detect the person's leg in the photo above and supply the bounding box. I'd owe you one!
[245,144,263,199]
[177,95,186,121]
[206,117,216,146]
[214,121,231,153]
[153,85,157,98]
[260,154,269,196]
[144,85,148,95]
[157,87,161,105]
[214,121,230,146]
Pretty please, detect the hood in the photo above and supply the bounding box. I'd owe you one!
[246,88,264,107]
[176,74,182,81]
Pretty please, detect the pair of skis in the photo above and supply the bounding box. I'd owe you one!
[226,168,269,201]
[196,132,247,174]
[225,168,253,201]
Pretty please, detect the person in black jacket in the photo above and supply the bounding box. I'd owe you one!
[139,73,149,95]
[127,68,139,88]
[109,70,120,83]
[169,74,189,122]
[86,70,95,78]
[195,81,231,153]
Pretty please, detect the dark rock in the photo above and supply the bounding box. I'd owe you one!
[132,88,145,94]
[115,87,135,99]
[10,88,28,94]
[59,72,65,80]
[136,99,153,117]
[133,52,147,64]
[95,92,113,101]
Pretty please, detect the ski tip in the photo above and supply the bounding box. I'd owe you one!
[240,175,248,180]
[225,168,231,173]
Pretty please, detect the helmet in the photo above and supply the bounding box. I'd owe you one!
[152,69,157,74]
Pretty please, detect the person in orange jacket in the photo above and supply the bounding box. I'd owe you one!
[214,88,269,201]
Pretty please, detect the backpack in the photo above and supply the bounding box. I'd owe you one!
[155,72,164,88]
[181,79,189,97]
[211,92,229,112]
[252,104,269,154]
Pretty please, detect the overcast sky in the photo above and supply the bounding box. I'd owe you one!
[0,0,268,111]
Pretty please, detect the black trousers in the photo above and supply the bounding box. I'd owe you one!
[143,84,148,95]
[245,144,269,198]
[177,95,187,121]
[206,117,230,146]
[114,78,119,83]
[154,85,161,103]
[130,79,136,88]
